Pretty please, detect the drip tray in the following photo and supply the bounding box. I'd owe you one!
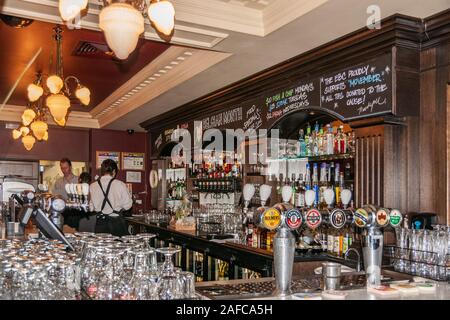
[196,274,371,300]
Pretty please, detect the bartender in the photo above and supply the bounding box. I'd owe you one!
[53,158,78,200]
[90,159,132,236]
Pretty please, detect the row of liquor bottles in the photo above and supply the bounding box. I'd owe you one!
[243,221,354,257]
[190,159,243,179]
[275,161,353,209]
[296,122,356,158]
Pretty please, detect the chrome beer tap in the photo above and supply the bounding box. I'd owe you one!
[259,185,303,297]
[353,205,403,287]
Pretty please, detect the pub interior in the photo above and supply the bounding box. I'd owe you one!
[1,0,450,301]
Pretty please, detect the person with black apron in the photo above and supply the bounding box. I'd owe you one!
[89,159,132,237]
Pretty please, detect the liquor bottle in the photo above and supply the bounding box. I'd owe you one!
[321,226,328,252]
[333,229,341,256]
[298,129,306,157]
[305,164,311,191]
[312,131,319,156]
[328,162,335,188]
[319,163,328,209]
[312,163,319,207]
[344,162,352,180]
[290,174,297,206]
[296,174,305,208]
[327,228,334,253]
[334,126,342,154]
[304,135,310,157]
[326,124,334,155]
[276,174,283,195]
[339,125,347,154]
[252,227,259,249]
[334,163,341,208]
[317,126,324,156]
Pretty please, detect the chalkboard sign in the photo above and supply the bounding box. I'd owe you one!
[151,53,394,156]
[319,54,392,120]
[265,79,321,126]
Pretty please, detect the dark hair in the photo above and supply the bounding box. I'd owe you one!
[79,172,92,184]
[100,159,118,177]
[60,158,72,167]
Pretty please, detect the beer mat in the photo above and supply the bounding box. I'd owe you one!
[389,283,419,294]
[291,293,322,300]
[321,290,348,299]
[367,285,400,296]
[415,283,437,293]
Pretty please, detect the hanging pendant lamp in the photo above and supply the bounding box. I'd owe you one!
[99,3,145,60]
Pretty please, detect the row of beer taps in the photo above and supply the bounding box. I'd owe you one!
[64,183,90,212]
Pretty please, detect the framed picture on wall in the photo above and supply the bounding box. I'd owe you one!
[96,151,121,169]
[122,152,145,171]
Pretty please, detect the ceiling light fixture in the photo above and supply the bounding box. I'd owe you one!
[64,0,176,60]
[12,26,90,151]
[59,0,88,21]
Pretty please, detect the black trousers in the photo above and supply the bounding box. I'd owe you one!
[95,214,129,237]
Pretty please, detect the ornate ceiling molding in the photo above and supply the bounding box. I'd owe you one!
[0,105,100,128]
[91,46,232,127]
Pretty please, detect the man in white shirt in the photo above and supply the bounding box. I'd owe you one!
[53,158,78,200]
[89,159,132,236]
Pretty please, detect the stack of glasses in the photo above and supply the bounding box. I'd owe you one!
[389,226,450,281]
[0,233,198,300]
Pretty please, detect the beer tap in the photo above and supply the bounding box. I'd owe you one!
[242,183,255,225]
[304,189,322,230]
[65,184,73,208]
[254,184,272,226]
[353,205,403,288]
[81,183,90,212]
[259,185,303,297]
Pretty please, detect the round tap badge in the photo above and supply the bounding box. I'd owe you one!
[261,207,282,230]
[354,208,369,228]
[285,209,303,230]
[330,209,346,229]
[376,208,390,227]
[389,209,402,228]
[305,209,322,229]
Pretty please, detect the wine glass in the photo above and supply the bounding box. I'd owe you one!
[156,247,182,300]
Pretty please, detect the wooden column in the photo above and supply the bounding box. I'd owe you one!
[447,86,450,225]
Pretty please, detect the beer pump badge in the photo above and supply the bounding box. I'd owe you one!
[262,208,281,230]
[376,208,390,227]
[389,209,402,227]
[305,209,322,229]
[330,209,346,229]
[286,209,302,230]
[354,208,369,228]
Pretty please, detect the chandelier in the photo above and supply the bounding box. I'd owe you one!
[12,26,90,151]
[58,0,176,60]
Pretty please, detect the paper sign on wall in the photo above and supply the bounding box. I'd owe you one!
[96,151,120,169]
[122,152,145,171]
[126,171,142,183]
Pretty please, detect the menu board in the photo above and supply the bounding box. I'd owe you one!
[265,79,320,125]
[122,152,145,171]
[96,151,120,169]
[319,54,392,119]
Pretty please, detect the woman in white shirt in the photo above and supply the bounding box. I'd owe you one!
[90,159,132,236]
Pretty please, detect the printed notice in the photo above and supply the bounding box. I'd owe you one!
[122,152,145,171]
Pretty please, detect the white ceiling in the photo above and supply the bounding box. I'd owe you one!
[107,0,450,132]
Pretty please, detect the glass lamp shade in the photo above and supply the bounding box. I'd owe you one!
[42,131,49,141]
[99,3,145,60]
[21,108,36,126]
[12,129,22,140]
[59,0,88,21]
[22,135,36,151]
[19,126,30,137]
[46,94,70,120]
[54,117,66,127]
[30,120,48,141]
[27,83,43,102]
[148,0,175,36]
[75,86,90,105]
[46,75,64,94]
